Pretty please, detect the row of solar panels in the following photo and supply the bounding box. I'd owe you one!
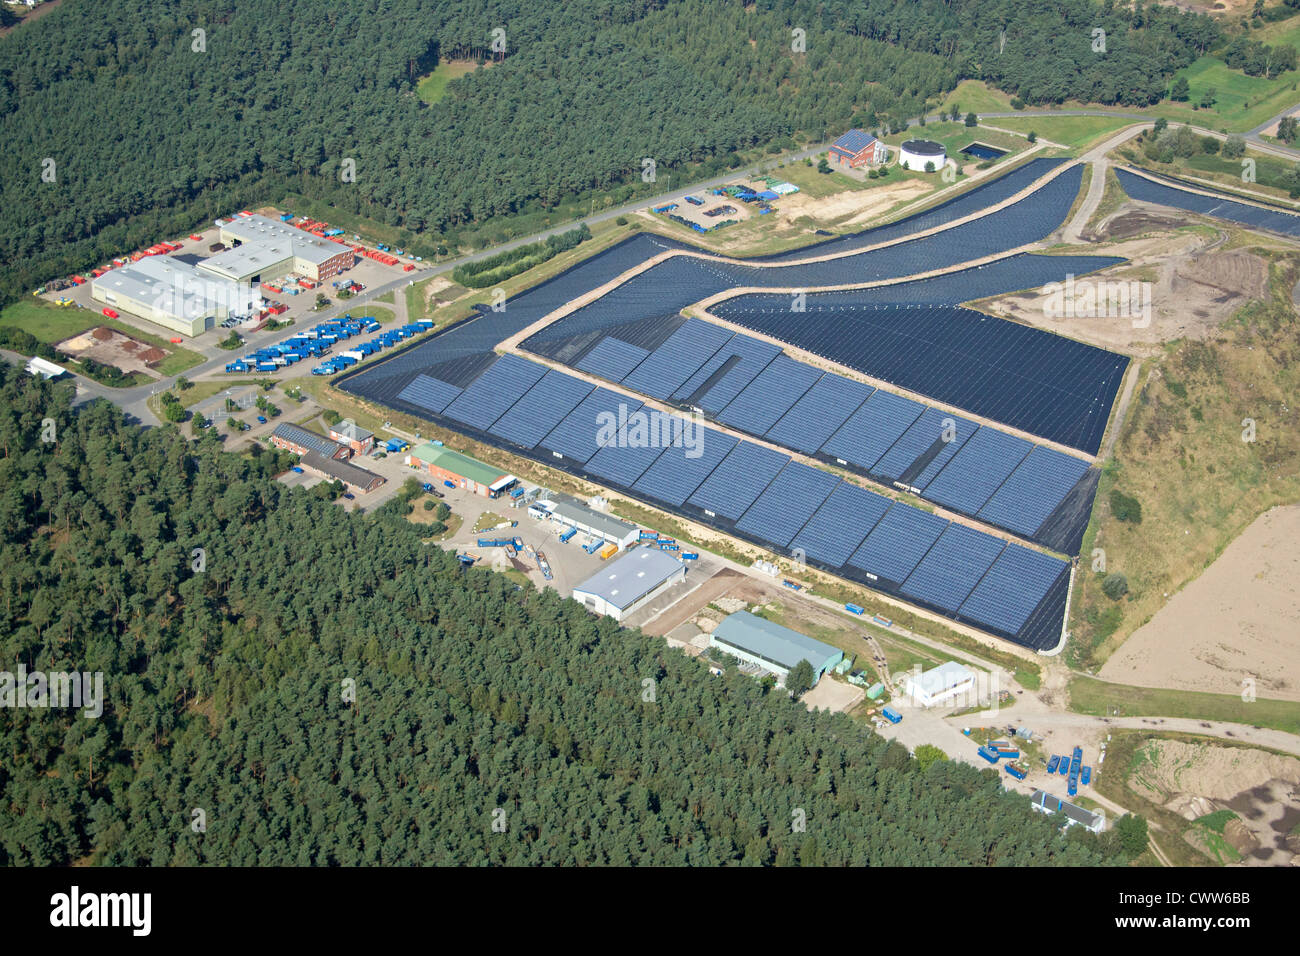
[543,318,1093,551]
[1116,168,1300,238]
[395,353,1069,647]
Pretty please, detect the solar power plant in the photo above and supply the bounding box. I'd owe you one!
[764,372,875,454]
[715,354,823,436]
[977,445,1092,539]
[900,523,1007,613]
[759,158,1069,262]
[958,545,1069,640]
[672,334,781,411]
[538,387,641,464]
[869,406,978,487]
[620,318,734,399]
[733,460,841,548]
[923,426,1033,515]
[441,353,548,431]
[787,480,892,568]
[574,336,650,382]
[487,369,594,449]
[847,504,949,586]
[709,300,1127,455]
[395,373,464,415]
[1116,168,1300,238]
[686,441,790,521]
[820,389,926,472]
[584,431,673,489]
[631,425,737,506]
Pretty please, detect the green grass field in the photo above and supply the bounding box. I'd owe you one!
[1069,676,1300,736]
[0,297,205,377]
[989,115,1138,151]
[938,80,1016,117]
[1158,54,1300,132]
[416,60,483,105]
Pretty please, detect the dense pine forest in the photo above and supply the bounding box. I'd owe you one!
[0,0,1221,308]
[0,367,1132,865]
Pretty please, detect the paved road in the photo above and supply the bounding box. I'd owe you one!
[1062,123,1150,242]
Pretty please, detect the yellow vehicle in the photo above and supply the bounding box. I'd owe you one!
[599,543,618,560]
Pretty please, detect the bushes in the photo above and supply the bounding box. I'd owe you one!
[1109,489,1143,524]
[1101,573,1129,601]
[451,224,592,289]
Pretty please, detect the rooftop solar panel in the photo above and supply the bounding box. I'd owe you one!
[622,318,734,400]
[632,425,736,506]
[959,545,1068,635]
[924,426,1033,514]
[734,461,841,548]
[717,355,823,437]
[395,374,464,415]
[900,523,1006,613]
[687,441,790,521]
[539,387,641,464]
[977,446,1092,539]
[848,504,948,586]
[574,336,650,383]
[765,372,874,454]
[441,354,548,431]
[488,370,594,449]
[820,389,926,471]
[788,481,893,568]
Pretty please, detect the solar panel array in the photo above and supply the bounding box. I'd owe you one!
[442,353,547,431]
[977,445,1091,539]
[957,545,1068,635]
[395,374,464,415]
[539,387,639,463]
[764,373,874,454]
[923,426,1033,515]
[1116,168,1300,239]
[575,336,650,382]
[716,355,822,436]
[821,389,925,471]
[733,461,840,548]
[687,442,790,521]
[788,481,892,568]
[870,407,976,486]
[900,523,1006,613]
[673,335,780,410]
[488,370,593,449]
[632,426,737,506]
[622,318,733,399]
[849,505,949,587]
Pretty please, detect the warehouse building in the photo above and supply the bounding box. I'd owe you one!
[270,423,352,460]
[300,451,385,494]
[829,129,888,168]
[90,255,258,336]
[904,661,976,707]
[406,443,516,497]
[329,418,374,455]
[709,610,843,688]
[534,499,639,552]
[1030,790,1105,833]
[201,213,355,283]
[571,546,687,622]
[26,357,68,379]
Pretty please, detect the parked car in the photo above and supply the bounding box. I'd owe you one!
[257,415,267,424]
[342,492,355,500]
[291,466,304,473]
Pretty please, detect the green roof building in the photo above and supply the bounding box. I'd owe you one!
[406,443,516,498]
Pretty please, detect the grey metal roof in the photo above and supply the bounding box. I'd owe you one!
[300,451,385,491]
[546,500,637,540]
[572,545,684,610]
[217,214,347,266]
[711,610,843,671]
[92,255,256,317]
[1031,790,1100,828]
[332,419,373,442]
[271,423,343,458]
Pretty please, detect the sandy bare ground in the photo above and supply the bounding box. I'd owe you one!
[780,180,931,227]
[980,214,1268,353]
[1100,505,1300,701]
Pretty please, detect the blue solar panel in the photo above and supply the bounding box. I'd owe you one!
[674,335,781,411]
[622,318,733,400]
[395,374,463,414]
[632,425,736,506]
[900,524,1006,613]
[821,389,926,471]
[585,407,693,488]
[765,372,874,454]
[924,426,1033,514]
[488,370,593,448]
[848,504,948,585]
[575,336,650,382]
[539,387,641,464]
[788,481,893,568]
[977,446,1091,538]
[959,545,1067,635]
[717,355,823,437]
[687,442,790,521]
[734,462,841,548]
[871,407,978,487]
[442,354,548,431]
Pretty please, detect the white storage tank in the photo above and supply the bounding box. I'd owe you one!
[898,139,947,172]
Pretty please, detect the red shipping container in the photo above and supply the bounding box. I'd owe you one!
[402,264,415,272]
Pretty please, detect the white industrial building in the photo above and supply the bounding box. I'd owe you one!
[26,356,67,379]
[1030,790,1105,833]
[904,661,976,707]
[571,546,687,622]
[533,499,639,552]
[898,138,947,172]
[203,214,354,284]
[90,255,258,336]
